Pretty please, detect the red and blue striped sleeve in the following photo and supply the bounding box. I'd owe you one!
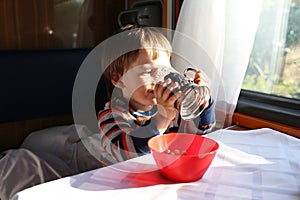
[194,97,216,132]
[98,109,159,166]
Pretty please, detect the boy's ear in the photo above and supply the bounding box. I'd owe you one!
[111,72,125,88]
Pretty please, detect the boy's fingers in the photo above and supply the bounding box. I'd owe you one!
[193,71,209,86]
[154,81,163,97]
[162,82,179,101]
[168,90,183,104]
[194,71,202,85]
[154,79,171,98]
[194,71,201,79]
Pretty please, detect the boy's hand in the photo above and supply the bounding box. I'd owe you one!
[154,78,182,121]
[193,70,206,86]
[153,78,182,134]
[193,70,210,110]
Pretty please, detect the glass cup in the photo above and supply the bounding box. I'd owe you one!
[153,67,210,120]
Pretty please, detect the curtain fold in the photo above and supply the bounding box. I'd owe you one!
[171,0,263,128]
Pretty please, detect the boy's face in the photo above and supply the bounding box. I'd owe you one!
[118,50,172,111]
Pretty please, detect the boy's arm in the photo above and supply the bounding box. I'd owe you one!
[194,97,216,132]
[98,110,159,165]
[192,70,216,132]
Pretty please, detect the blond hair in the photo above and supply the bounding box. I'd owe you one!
[102,25,172,99]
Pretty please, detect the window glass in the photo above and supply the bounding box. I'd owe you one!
[242,0,300,100]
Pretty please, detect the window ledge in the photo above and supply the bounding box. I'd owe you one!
[236,90,300,128]
[232,112,300,139]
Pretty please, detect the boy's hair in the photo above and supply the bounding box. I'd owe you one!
[102,24,172,100]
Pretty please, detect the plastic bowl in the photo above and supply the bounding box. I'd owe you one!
[148,133,219,182]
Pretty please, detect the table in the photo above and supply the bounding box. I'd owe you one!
[13,128,300,200]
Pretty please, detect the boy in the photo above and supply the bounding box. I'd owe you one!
[98,25,215,166]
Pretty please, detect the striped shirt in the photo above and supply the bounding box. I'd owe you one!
[97,97,215,166]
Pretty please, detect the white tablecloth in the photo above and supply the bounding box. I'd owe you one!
[13,128,300,200]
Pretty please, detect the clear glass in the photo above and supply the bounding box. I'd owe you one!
[242,0,300,100]
[153,66,210,120]
[179,85,210,120]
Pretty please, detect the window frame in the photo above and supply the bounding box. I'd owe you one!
[235,89,300,128]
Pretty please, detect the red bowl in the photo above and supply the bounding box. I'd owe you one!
[148,133,219,182]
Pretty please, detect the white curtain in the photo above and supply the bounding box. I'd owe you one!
[171,0,263,128]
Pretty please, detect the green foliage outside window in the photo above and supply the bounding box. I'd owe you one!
[243,0,300,99]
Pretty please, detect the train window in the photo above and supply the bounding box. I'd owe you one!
[237,0,300,128]
[242,0,300,100]
[172,0,299,129]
